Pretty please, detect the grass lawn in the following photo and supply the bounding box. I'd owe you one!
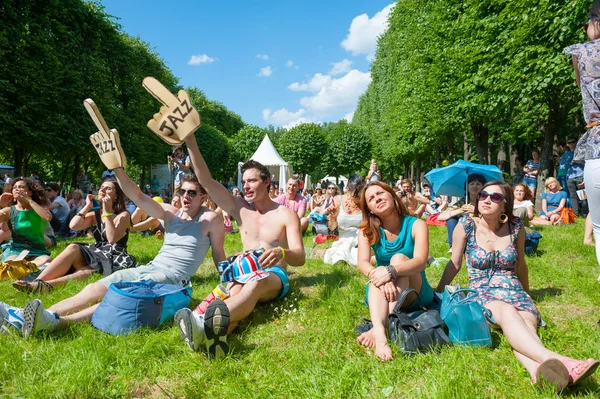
[0,219,599,398]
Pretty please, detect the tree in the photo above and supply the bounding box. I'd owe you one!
[324,120,371,178]
[231,125,269,161]
[278,124,327,176]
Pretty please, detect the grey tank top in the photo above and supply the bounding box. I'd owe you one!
[148,209,211,281]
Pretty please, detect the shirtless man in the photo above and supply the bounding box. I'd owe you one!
[276,177,309,232]
[396,179,429,217]
[175,134,305,356]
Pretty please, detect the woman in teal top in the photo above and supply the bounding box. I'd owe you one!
[356,181,433,361]
[0,178,52,266]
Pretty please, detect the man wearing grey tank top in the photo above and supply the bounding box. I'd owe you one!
[18,155,226,340]
[175,133,305,355]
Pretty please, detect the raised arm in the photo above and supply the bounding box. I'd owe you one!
[184,134,238,217]
[114,168,166,221]
[206,212,226,268]
[436,221,467,292]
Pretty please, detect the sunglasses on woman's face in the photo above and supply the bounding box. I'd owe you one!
[178,188,198,198]
[478,190,505,204]
[328,187,336,190]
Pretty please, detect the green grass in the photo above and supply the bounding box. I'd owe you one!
[0,220,599,398]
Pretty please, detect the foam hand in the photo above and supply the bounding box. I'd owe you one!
[142,77,201,145]
[84,99,126,170]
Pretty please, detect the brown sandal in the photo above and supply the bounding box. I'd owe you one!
[12,279,53,294]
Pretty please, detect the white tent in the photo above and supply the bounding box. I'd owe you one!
[237,134,291,188]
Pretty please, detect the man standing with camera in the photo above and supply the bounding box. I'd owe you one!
[168,145,191,196]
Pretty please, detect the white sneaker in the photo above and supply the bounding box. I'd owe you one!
[22,299,59,339]
[0,301,24,334]
[174,308,204,351]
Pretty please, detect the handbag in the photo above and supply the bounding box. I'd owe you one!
[0,259,39,281]
[388,288,450,355]
[91,280,192,335]
[524,230,542,255]
[440,285,492,347]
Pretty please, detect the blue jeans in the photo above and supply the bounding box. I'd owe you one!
[446,216,460,247]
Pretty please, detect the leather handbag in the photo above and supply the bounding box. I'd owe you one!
[440,285,492,347]
[388,288,451,355]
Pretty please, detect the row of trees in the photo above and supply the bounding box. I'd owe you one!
[353,0,590,185]
[0,0,244,187]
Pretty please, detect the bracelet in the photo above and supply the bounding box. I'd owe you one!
[386,266,398,281]
[101,212,113,219]
[76,212,84,218]
[280,247,286,261]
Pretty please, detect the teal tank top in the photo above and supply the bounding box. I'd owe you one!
[371,215,430,286]
[372,215,417,266]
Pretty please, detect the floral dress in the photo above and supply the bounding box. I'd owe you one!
[460,215,540,324]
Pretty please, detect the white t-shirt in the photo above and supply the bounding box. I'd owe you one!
[51,196,70,223]
[513,200,533,210]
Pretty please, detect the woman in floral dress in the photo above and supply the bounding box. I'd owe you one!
[436,181,598,391]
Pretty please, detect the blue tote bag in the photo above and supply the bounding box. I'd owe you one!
[440,286,492,347]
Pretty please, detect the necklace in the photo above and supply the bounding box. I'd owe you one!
[344,196,361,214]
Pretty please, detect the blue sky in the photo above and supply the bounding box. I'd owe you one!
[100,0,394,128]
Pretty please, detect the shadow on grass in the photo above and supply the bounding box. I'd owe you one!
[530,286,563,302]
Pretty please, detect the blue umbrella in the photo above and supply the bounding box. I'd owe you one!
[425,160,503,197]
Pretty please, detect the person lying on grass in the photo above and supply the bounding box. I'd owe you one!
[174,133,305,357]
[356,181,434,361]
[0,141,226,349]
[0,177,52,266]
[436,181,599,391]
[12,180,137,294]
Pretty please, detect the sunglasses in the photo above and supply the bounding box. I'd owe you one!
[477,190,505,204]
[327,187,336,190]
[178,188,198,198]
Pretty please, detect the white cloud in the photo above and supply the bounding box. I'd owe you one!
[286,60,300,70]
[283,117,312,129]
[256,54,270,60]
[299,69,371,115]
[188,54,217,65]
[258,66,273,77]
[343,111,355,122]
[288,73,332,92]
[262,108,306,125]
[329,59,353,76]
[341,4,395,61]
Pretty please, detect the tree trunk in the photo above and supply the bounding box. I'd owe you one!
[71,155,80,191]
[140,164,147,191]
[463,131,470,161]
[59,158,72,189]
[470,123,489,164]
[13,144,24,177]
[535,99,560,209]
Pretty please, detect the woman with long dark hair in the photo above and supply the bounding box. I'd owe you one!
[356,181,433,361]
[0,178,52,266]
[437,181,598,390]
[13,179,136,293]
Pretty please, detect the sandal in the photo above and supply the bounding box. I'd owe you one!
[562,357,600,386]
[535,358,569,392]
[12,279,53,294]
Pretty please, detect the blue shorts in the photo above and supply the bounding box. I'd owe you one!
[522,176,537,187]
[364,276,434,312]
[264,266,289,300]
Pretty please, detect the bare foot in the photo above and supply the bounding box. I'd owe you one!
[357,330,376,348]
[375,341,393,361]
[584,239,595,247]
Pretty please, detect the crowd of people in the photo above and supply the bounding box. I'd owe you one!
[1,3,600,393]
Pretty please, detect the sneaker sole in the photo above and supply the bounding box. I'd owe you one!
[22,299,42,340]
[204,300,230,359]
[537,358,569,393]
[174,308,196,351]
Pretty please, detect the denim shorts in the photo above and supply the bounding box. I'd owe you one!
[98,264,183,288]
